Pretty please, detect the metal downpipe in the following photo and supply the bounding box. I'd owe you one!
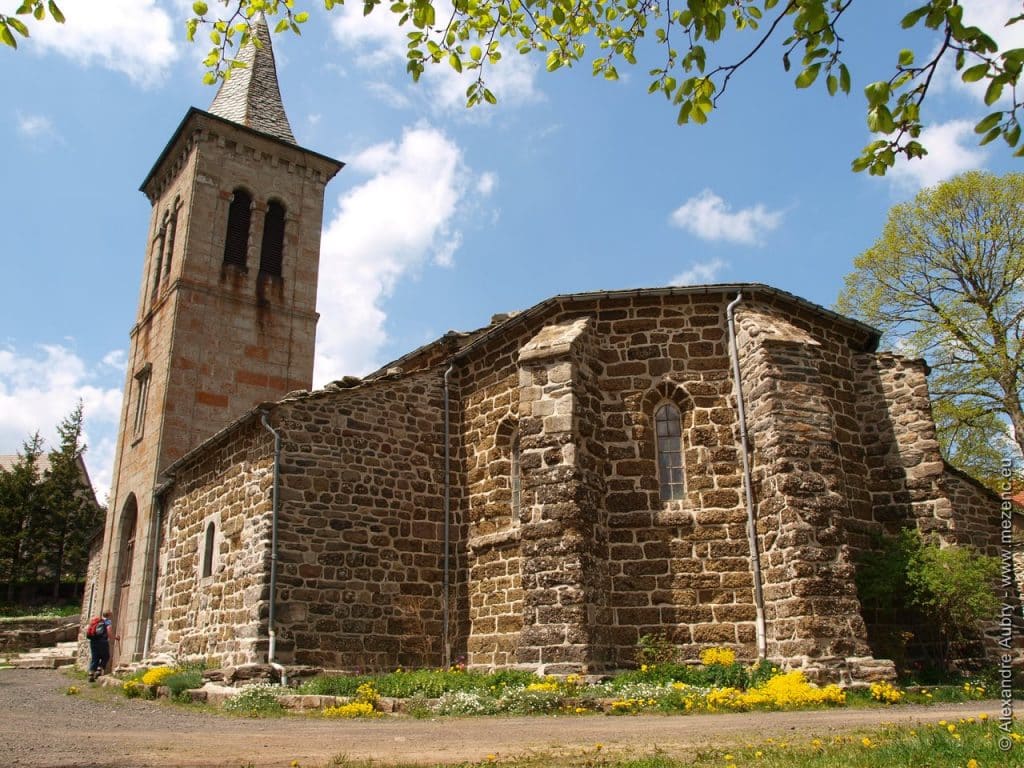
[726,292,768,661]
[442,362,456,669]
[259,411,284,682]
[142,493,163,659]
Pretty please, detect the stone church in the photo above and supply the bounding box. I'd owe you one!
[85,17,1006,681]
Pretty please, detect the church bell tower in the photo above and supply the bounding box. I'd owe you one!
[96,17,343,663]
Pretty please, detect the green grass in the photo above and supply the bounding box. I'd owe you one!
[321,717,1021,767]
[0,603,80,621]
[298,668,538,698]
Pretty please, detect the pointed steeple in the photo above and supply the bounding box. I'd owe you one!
[208,14,296,144]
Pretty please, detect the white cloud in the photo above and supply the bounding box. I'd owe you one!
[15,111,61,145]
[330,4,540,115]
[0,344,124,501]
[313,125,479,383]
[476,171,497,197]
[26,0,178,86]
[887,120,987,192]
[669,190,783,245]
[670,258,728,286]
[366,81,412,109]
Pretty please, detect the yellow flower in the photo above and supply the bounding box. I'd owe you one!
[700,647,737,666]
[754,751,763,759]
[939,720,948,726]
[811,739,822,749]
[947,724,957,733]
[290,761,300,768]
[967,760,979,768]
[595,744,603,751]
[724,755,735,762]
[861,737,873,748]
[978,713,989,721]
[485,755,497,763]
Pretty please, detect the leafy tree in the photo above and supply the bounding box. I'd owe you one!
[5,1,1023,174]
[0,404,102,604]
[40,402,102,600]
[837,170,1024,481]
[0,433,44,602]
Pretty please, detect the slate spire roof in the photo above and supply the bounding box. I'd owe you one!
[208,13,296,144]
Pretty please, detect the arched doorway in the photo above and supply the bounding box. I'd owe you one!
[113,495,138,667]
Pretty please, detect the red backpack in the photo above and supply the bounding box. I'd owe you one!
[86,616,106,638]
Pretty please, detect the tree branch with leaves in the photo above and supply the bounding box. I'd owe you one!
[176,0,1024,175]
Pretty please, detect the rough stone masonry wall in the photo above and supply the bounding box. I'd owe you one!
[735,306,878,680]
[269,369,449,670]
[154,418,274,666]
[851,352,1013,666]
[512,318,609,672]
[587,293,754,666]
[460,292,874,669]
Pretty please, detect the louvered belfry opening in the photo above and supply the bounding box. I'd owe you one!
[259,200,286,278]
[223,188,252,268]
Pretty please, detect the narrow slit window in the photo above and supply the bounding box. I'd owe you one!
[150,226,165,299]
[164,201,179,277]
[510,429,521,525]
[132,366,152,441]
[202,521,215,578]
[223,189,252,268]
[655,403,685,501]
[259,200,286,278]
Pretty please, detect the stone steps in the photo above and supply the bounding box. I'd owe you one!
[3,641,78,669]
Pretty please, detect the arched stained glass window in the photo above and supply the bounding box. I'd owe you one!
[655,403,685,501]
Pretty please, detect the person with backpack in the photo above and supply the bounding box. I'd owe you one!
[86,610,115,682]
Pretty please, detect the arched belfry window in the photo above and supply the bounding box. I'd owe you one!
[259,200,286,278]
[223,188,252,268]
[655,403,686,501]
[202,521,216,578]
[510,429,521,525]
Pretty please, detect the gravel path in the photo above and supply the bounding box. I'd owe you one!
[0,668,1014,768]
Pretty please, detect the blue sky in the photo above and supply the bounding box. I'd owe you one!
[1,0,1021,500]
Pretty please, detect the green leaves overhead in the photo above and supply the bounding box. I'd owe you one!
[7,0,1014,177]
[0,1,62,49]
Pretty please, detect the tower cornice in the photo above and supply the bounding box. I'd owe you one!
[140,108,343,203]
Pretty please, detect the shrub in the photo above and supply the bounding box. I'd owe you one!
[122,680,147,699]
[141,666,178,686]
[500,687,562,714]
[323,701,380,719]
[857,529,1000,666]
[699,647,736,667]
[433,690,501,716]
[222,683,286,717]
[298,674,369,697]
[871,681,905,704]
[162,664,205,700]
[636,633,679,666]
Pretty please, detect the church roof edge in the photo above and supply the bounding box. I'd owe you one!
[371,283,883,377]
